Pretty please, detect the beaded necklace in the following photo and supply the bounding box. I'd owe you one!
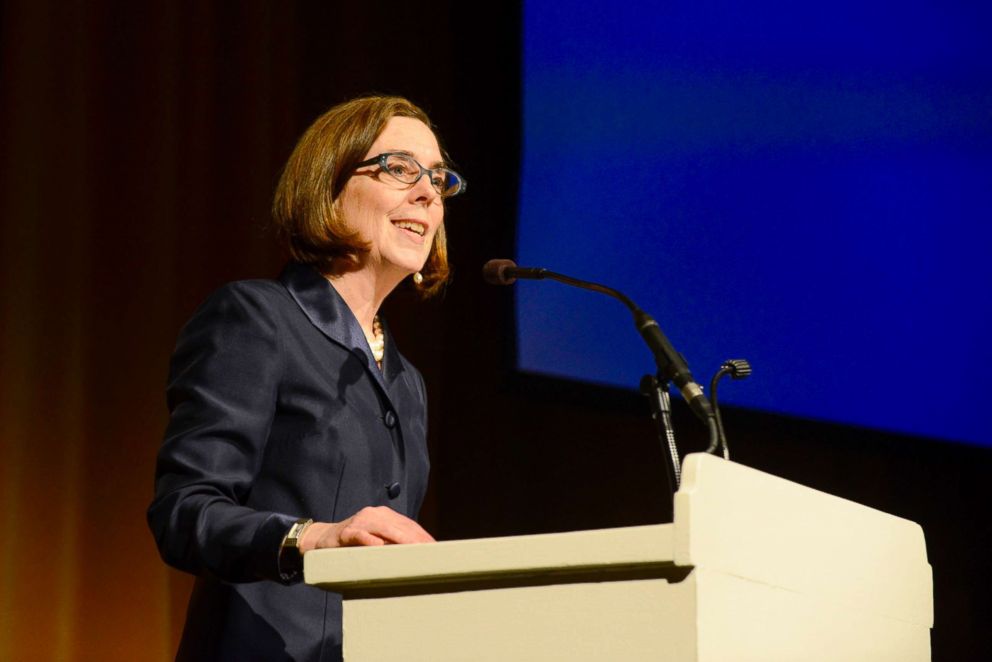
[367,315,384,364]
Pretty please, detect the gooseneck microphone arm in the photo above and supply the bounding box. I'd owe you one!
[483,259,719,437]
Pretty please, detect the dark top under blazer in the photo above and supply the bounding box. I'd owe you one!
[147,262,430,662]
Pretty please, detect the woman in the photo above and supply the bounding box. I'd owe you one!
[148,96,466,661]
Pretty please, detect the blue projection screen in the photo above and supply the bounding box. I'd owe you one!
[517,1,992,446]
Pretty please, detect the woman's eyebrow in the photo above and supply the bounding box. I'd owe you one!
[386,149,446,169]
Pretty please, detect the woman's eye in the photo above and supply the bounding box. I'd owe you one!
[385,158,418,177]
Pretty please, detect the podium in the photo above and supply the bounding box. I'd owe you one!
[305,453,932,661]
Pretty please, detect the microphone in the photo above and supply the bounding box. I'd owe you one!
[482,259,547,285]
[482,259,715,424]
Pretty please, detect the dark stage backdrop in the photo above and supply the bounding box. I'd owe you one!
[0,2,988,660]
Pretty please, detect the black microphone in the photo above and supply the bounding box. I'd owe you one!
[482,259,715,424]
[482,259,548,285]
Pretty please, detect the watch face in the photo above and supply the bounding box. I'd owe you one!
[288,518,313,546]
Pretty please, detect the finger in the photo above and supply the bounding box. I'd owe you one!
[356,508,434,544]
[339,526,387,547]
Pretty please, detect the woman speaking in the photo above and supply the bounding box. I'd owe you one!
[148,96,466,661]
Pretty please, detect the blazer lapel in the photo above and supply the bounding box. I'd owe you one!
[279,262,398,398]
[378,316,405,386]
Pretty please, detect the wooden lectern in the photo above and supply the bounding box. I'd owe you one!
[306,453,932,661]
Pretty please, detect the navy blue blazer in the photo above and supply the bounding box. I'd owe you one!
[148,262,430,661]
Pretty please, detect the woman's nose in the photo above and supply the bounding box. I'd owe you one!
[408,173,440,204]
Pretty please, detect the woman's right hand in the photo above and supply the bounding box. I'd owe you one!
[299,506,435,552]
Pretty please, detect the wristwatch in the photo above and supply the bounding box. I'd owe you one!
[278,518,314,582]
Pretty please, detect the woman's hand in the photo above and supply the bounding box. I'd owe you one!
[298,506,435,553]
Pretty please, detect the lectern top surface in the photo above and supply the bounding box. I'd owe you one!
[306,454,932,627]
[305,523,677,593]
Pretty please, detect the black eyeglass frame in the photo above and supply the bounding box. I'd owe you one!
[353,152,467,198]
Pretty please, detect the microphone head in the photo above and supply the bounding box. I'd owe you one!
[721,359,753,379]
[482,259,518,285]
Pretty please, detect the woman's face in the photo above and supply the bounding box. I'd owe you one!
[337,116,445,280]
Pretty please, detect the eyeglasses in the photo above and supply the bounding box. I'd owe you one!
[353,152,467,198]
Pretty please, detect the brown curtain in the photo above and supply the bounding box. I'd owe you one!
[0,3,301,658]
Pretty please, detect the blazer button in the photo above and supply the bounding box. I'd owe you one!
[383,410,397,428]
[386,482,402,499]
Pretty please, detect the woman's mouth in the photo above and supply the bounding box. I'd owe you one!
[392,219,427,238]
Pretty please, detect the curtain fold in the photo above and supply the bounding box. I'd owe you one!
[0,3,301,658]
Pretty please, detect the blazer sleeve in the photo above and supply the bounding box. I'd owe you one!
[147,283,299,584]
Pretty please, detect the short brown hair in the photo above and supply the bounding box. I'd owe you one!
[272,96,450,297]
